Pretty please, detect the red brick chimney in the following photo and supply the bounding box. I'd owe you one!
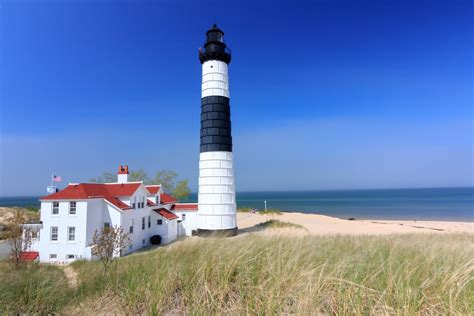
[117,165,129,183]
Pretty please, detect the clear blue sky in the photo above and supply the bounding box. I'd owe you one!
[1,0,473,196]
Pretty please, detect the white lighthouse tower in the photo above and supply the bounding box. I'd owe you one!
[197,24,237,236]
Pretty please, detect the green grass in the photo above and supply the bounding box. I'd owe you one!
[0,262,73,314]
[1,234,473,314]
[255,219,306,230]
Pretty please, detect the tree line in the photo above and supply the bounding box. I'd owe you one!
[90,169,191,201]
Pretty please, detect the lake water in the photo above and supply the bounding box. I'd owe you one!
[1,187,472,221]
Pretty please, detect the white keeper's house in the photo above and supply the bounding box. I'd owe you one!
[24,165,198,263]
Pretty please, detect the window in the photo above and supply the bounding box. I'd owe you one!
[104,222,110,229]
[51,226,58,241]
[142,239,145,245]
[129,244,133,250]
[157,219,163,225]
[142,217,145,230]
[49,254,57,260]
[133,197,136,209]
[67,254,75,259]
[68,227,75,241]
[155,196,159,204]
[129,219,134,234]
[52,202,59,215]
[31,231,38,239]
[69,201,77,215]
[182,213,186,221]
[141,197,145,208]
[148,216,151,228]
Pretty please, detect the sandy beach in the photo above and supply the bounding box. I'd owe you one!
[237,212,474,235]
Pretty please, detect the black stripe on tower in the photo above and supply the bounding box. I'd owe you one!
[200,96,232,153]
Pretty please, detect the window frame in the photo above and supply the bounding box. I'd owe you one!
[52,201,59,215]
[67,226,76,242]
[50,226,58,242]
[142,217,145,230]
[69,201,77,215]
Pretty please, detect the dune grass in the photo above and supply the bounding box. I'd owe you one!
[255,219,306,230]
[0,262,73,314]
[1,234,473,314]
[72,233,473,314]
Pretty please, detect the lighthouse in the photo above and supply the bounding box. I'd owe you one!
[197,24,237,236]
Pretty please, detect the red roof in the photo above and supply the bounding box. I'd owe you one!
[153,208,179,220]
[160,193,177,204]
[145,185,161,195]
[102,183,141,196]
[147,199,156,206]
[40,183,140,210]
[20,251,39,262]
[173,203,198,211]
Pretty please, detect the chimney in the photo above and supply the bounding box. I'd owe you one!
[117,165,129,183]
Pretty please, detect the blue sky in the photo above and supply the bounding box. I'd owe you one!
[1,0,473,196]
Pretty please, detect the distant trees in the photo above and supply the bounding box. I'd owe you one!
[153,170,178,192]
[90,169,191,200]
[128,168,150,183]
[90,171,116,183]
[173,179,191,201]
[89,225,131,275]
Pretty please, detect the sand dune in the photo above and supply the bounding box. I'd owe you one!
[237,212,474,235]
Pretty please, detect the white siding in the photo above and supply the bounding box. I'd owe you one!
[198,151,237,230]
[38,200,89,263]
[201,60,229,98]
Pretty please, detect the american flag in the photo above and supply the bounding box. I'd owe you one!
[52,175,62,182]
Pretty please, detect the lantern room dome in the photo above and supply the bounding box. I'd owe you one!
[199,24,231,64]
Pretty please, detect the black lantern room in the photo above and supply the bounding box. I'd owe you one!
[199,24,231,64]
